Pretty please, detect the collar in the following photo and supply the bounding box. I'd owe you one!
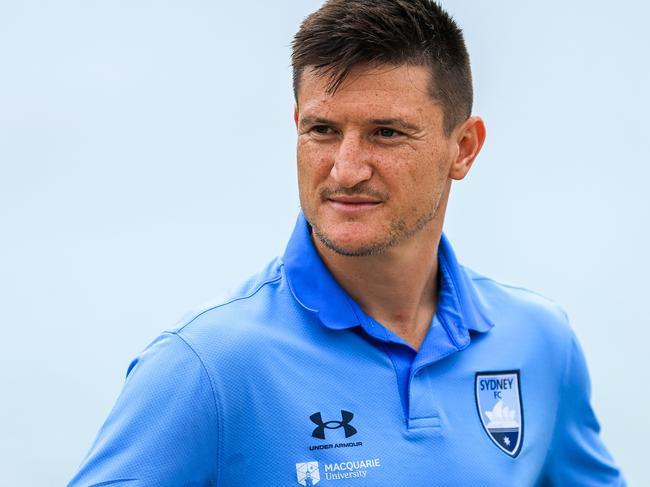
[282,212,493,346]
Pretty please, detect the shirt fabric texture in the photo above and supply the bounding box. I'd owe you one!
[69,213,625,486]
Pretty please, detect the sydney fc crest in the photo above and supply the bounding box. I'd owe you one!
[475,370,523,457]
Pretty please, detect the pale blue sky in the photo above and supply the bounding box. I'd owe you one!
[1,1,648,484]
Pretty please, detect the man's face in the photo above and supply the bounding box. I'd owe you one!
[295,64,458,256]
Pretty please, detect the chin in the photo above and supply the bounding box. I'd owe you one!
[313,225,390,257]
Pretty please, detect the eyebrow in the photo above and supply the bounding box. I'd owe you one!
[369,118,421,132]
[299,116,333,128]
[299,116,421,132]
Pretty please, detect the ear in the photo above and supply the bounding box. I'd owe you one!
[448,116,486,180]
[294,104,299,128]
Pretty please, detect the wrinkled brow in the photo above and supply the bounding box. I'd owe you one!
[299,116,421,132]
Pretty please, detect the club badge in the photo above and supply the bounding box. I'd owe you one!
[475,370,523,457]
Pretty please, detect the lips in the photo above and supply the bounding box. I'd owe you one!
[329,196,381,204]
[327,196,382,212]
[320,186,388,214]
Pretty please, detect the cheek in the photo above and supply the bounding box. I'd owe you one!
[415,147,451,180]
[392,152,450,204]
[297,140,333,186]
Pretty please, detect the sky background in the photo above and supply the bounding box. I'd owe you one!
[1,1,648,485]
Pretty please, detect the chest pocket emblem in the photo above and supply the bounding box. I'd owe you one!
[475,370,524,457]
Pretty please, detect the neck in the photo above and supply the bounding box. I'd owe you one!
[313,203,447,351]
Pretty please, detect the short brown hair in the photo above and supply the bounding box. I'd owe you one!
[292,0,473,135]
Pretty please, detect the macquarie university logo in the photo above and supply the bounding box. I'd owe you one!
[310,410,357,440]
[475,370,523,457]
[295,461,320,486]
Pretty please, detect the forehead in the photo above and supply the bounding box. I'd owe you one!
[297,64,442,122]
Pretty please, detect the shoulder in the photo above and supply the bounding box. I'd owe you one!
[175,257,284,331]
[461,265,574,349]
[160,257,308,367]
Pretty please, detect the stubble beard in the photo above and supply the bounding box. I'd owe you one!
[310,198,441,257]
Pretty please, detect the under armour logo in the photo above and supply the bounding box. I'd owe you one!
[310,410,357,440]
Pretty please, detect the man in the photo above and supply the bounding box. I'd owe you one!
[70,1,625,485]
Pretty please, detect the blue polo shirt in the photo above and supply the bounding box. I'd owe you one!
[69,213,625,486]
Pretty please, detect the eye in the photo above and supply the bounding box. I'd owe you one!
[311,125,334,135]
[376,127,400,138]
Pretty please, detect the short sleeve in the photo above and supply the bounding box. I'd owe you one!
[68,332,220,486]
[540,332,625,486]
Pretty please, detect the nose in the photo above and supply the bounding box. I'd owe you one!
[330,133,373,188]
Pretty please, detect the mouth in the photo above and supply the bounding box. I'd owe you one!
[326,196,382,212]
